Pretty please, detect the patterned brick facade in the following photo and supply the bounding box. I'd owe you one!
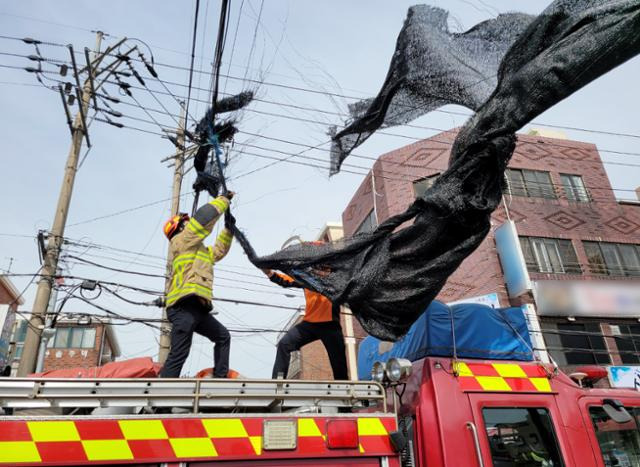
[339,129,640,377]
[342,130,640,304]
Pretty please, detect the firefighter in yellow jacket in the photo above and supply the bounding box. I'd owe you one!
[160,193,234,378]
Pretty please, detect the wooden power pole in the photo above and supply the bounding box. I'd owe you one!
[158,104,186,364]
[18,32,134,375]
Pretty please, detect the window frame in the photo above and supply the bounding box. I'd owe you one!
[354,209,377,236]
[583,241,640,277]
[560,173,590,202]
[613,324,640,365]
[519,236,582,274]
[506,168,557,199]
[413,173,439,198]
[541,321,611,366]
[51,327,97,349]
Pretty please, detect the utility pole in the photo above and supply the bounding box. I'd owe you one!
[18,32,134,376]
[158,104,186,364]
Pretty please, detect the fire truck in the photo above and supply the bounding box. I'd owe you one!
[1,357,640,466]
[2,301,640,466]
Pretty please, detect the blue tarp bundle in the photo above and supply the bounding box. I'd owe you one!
[357,300,533,380]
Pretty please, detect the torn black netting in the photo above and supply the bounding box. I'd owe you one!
[328,5,534,175]
[191,91,254,198]
[229,0,640,341]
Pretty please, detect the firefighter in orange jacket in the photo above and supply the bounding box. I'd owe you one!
[160,193,234,378]
[263,268,348,380]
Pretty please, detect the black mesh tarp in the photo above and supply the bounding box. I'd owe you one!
[328,5,534,175]
[233,0,640,340]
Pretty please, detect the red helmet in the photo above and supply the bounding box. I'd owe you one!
[163,213,189,240]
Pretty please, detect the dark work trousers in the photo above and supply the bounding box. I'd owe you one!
[159,297,230,378]
[272,320,348,380]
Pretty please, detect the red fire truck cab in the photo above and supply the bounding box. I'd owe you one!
[380,355,640,467]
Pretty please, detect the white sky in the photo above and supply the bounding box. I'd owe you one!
[1,0,639,377]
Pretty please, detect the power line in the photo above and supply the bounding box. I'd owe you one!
[7,48,640,165]
[242,0,265,83]
[183,0,202,133]
[4,41,640,143]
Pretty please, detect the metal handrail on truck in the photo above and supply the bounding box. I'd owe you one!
[0,377,387,414]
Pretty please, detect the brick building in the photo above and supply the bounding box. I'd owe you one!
[0,275,24,370]
[10,317,121,375]
[339,128,640,380]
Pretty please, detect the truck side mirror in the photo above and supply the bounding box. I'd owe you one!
[603,399,633,424]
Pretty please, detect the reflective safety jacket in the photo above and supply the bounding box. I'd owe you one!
[268,273,338,323]
[166,196,232,308]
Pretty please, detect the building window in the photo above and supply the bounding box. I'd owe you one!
[13,343,23,360]
[506,168,556,199]
[612,324,640,365]
[560,173,590,202]
[52,327,96,349]
[583,241,640,277]
[542,322,611,365]
[519,236,581,274]
[413,174,439,198]
[354,209,377,235]
[14,320,28,343]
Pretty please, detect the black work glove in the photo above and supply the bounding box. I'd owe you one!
[224,211,236,230]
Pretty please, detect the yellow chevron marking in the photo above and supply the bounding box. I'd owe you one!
[453,361,474,377]
[298,418,323,437]
[118,420,168,440]
[82,440,133,461]
[357,418,387,436]
[202,419,249,438]
[530,377,552,392]
[493,363,528,378]
[249,436,263,455]
[476,376,512,391]
[27,421,80,442]
[0,441,41,463]
[170,437,218,458]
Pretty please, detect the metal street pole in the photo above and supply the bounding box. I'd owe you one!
[17,32,104,376]
[158,104,186,364]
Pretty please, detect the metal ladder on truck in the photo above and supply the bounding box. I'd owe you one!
[0,377,387,415]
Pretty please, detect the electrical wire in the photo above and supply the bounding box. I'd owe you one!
[4,43,640,143]
[183,0,202,134]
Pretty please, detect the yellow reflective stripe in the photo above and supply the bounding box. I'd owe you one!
[298,419,323,437]
[167,283,212,300]
[118,420,168,440]
[169,438,217,458]
[453,361,474,377]
[492,363,528,378]
[476,376,513,391]
[0,442,41,463]
[188,218,209,239]
[357,418,388,436]
[209,198,229,213]
[202,419,248,438]
[27,421,80,442]
[173,253,212,269]
[217,230,233,245]
[530,377,552,392]
[82,440,134,461]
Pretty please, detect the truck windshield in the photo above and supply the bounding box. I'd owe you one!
[590,406,640,467]
[482,407,563,467]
